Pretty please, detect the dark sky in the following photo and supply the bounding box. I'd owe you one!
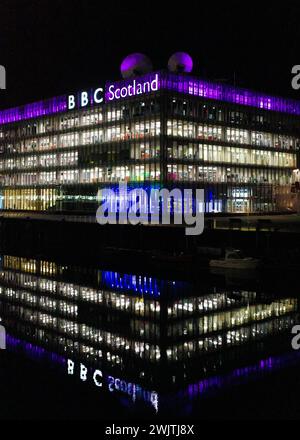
[0,0,300,108]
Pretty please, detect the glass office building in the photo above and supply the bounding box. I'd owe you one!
[0,71,300,214]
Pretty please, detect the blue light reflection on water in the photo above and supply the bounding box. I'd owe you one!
[101,271,161,297]
[101,271,189,298]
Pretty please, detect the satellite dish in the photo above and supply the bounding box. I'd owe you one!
[168,52,193,73]
[120,53,153,79]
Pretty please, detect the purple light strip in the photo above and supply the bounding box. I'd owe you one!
[107,71,300,115]
[0,95,68,126]
[1,71,300,127]
[162,72,300,115]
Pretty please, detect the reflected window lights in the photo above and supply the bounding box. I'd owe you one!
[39,278,57,293]
[81,287,103,303]
[0,250,298,407]
[59,283,79,298]
[102,271,160,298]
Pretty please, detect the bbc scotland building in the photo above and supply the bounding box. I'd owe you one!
[0,54,300,215]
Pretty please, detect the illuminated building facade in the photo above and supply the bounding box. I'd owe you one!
[0,71,300,214]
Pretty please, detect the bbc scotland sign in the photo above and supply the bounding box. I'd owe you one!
[106,73,159,101]
[67,73,159,111]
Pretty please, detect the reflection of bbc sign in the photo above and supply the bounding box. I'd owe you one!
[0,325,6,350]
[68,87,104,111]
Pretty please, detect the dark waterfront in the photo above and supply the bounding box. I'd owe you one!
[1,241,300,420]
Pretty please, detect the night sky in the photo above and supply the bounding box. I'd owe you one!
[0,1,300,108]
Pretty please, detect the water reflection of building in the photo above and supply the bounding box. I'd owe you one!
[0,254,298,413]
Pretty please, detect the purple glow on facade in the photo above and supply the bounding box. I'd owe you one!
[161,72,300,115]
[107,71,300,116]
[2,71,300,127]
[0,95,68,126]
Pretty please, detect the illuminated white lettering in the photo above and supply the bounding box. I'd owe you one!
[128,85,133,96]
[68,95,76,110]
[108,84,115,101]
[143,81,150,93]
[120,87,128,98]
[151,75,159,91]
[137,83,142,95]
[107,74,159,102]
[81,91,89,107]
[94,87,104,104]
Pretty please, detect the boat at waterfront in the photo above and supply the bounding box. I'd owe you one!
[209,249,260,270]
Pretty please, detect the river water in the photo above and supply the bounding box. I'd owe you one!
[0,250,299,420]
